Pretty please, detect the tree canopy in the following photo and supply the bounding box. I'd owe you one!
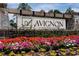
[17,3,32,11]
[54,9,62,14]
[48,10,53,13]
[65,7,74,14]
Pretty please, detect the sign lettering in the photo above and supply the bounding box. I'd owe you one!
[17,16,66,30]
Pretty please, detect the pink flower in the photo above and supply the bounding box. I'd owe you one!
[20,41,33,48]
[44,41,51,46]
[0,42,4,49]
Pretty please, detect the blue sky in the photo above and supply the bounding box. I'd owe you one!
[7,3,79,22]
[7,3,79,12]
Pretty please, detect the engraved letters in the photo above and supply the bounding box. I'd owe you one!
[22,17,65,30]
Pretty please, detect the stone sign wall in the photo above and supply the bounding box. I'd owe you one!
[17,16,66,30]
[7,9,74,31]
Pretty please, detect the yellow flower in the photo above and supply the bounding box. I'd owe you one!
[25,52,33,56]
[9,51,15,56]
[77,49,79,52]
[50,50,57,56]
[31,50,35,53]
[60,48,66,52]
[61,51,66,56]
[39,48,46,52]
[0,52,3,56]
[21,53,26,56]
[70,51,75,55]
[69,48,74,51]
[21,51,26,54]
[16,54,22,56]
[39,52,45,56]
[73,47,77,49]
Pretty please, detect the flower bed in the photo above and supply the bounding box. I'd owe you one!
[0,35,79,56]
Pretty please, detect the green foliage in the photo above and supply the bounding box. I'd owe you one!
[54,9,62,14]
[5,30,79,38]
[48,10,53,13]
[38,45,50,51]
[23,30,79,37]
[65,7,74,14]
[17,3,32,11]
[48,9,62,14]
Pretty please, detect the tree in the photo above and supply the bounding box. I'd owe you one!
[17,3,32,11]
[48,10,53,13]
[54,9,62,14]
[40,10,45,12]
[65,7,74,14]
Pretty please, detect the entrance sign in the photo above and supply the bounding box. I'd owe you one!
[17,16,66,30]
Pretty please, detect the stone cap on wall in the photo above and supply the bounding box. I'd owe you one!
[7,8,73,19]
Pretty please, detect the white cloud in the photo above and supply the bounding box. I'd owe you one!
[32,4,60,12]
[72,8,79,12]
